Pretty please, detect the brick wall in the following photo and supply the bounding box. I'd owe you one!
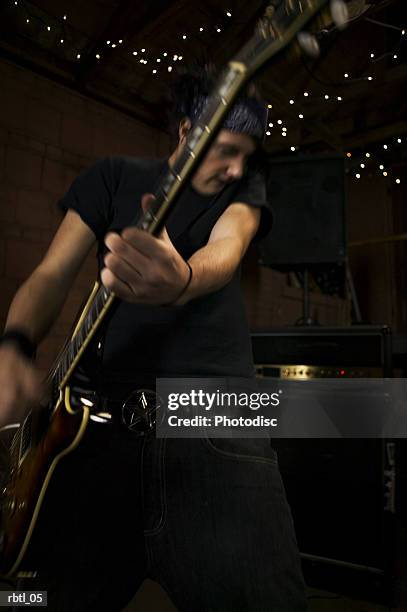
[0,58,170,372]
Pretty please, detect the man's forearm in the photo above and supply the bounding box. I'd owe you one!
[175,236,243,305]
[5,267,71,344]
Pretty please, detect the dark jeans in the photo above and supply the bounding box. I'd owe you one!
[16,423,306,611]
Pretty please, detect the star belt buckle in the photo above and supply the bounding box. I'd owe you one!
[121,389,162,434]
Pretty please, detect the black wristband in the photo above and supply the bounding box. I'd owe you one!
[0,329,37,359]
[167,261,193,306]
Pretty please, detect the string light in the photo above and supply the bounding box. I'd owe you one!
[397,138,402,143]
[226,11,232,17]
[199,27,204,32]
[95,54,100,59]
[133,51,137,56]
[268,122,273,128]
[182,34,187,39]
[267,104,272,109]
[337,96,342,101]
[356,173,361,179]
[63,15,67,20]
[168,66,173,72]
[365,153,371,158]
[303,91,309,97]
[141,48,145,52]
[298,114,304,119]
[346,152,352,158]
[163,52,167,57]
[383,144,388,150]
[282,132,287,137]
[291,146,296,152]
[379,164,384,170]
[266,131,271,136]
[76,53,81,59]
[396,178,401,184]
[152,69,157,74]
[277,119,282,125]
[344,73,349,78]
[289,99,294,105]
[216,28,221,33]
[383,171,388,176]
[360,163,365,168]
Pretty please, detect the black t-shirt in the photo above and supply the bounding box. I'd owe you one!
[59,156,271,396]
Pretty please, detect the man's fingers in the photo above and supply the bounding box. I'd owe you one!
[141,193,156,214]
[104,240,151,276]
[119,228,166,259]
[100,267,135,301]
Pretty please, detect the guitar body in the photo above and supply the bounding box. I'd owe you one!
[0,391,89,577]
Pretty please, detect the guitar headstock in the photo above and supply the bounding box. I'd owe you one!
[236,0,348,77]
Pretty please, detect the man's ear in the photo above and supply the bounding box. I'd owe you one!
[178,118,192,144]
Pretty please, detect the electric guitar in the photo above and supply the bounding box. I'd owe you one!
[0,0,347,577]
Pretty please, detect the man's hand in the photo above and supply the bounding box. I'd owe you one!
[101,194,190,305]
[0,345,43,427]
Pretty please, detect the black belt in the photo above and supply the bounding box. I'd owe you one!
[73,388,160,435]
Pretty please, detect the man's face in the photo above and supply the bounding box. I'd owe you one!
[190,129,256,195]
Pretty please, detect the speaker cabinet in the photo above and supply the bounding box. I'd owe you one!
[259,155,346,267]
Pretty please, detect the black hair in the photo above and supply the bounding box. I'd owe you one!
[167,63,265,138]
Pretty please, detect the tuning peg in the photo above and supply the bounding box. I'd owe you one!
[297,31,320,57]
[330,0,348,30]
